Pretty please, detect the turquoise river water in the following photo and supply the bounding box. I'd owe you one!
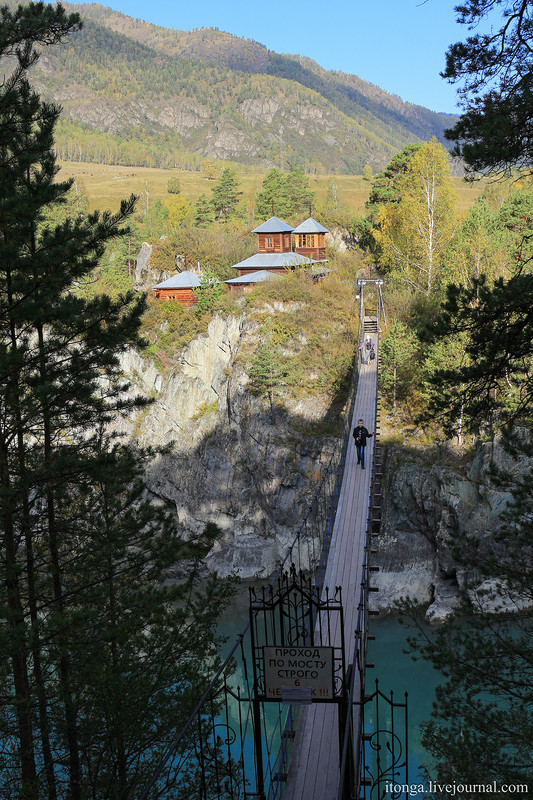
[365,616,442,781]
[218,591,442,783]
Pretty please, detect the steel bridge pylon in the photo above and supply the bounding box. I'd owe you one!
[358,278,387,334]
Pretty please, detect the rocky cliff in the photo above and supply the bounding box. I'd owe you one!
[370,437,531,622]
[133,241,172,292]
[119,309,529,607]
[120,312,336,579]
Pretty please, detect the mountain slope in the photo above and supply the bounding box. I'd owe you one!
[22,1,457,172]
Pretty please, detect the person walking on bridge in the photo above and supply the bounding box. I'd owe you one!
[353,418,373,469]
[359,335,375,365]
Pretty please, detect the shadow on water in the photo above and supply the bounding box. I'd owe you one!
[218,592,444,786]
[366,616,442,781]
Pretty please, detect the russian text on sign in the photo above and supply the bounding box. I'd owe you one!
[262,645,335,700]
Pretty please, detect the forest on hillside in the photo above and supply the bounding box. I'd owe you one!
[2,0,457,173]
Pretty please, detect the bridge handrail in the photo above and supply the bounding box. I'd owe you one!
[337,327,381,800]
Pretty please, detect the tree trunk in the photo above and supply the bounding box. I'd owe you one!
[37,322,82,800]
[0,436,37,797]
[16,431,58,800]
[2,263,38,797]
[107,545,128,796]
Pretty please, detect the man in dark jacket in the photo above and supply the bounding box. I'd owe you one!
[353,418,373,469]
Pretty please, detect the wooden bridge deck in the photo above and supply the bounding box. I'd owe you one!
[283,328,378,800]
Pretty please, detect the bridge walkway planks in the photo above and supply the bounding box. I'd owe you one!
[283,328,378,800]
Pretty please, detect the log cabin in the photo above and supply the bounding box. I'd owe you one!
[293,217,329,260]
[229,216,327,278]
[152,270,202,306]
[254,216,294,253]
[224,269,280,293]
[229,251,315,277]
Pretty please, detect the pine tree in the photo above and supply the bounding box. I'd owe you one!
[255,168,290,219]
[0,7,85,796]
[379,321,419,411]
[285,167,315,217]
[0,6,232,798]
[495,187,533,265]
[255,168,315,221]
[405,438,533,792]
[366,143,422,211]
[248,339,288,423]
[442,0,533,174]
[194,192,214,228]
[210,166,242,223]
[57,443,230,799]
[422,272,533,431]
[193,273,222,318]
[167,176,181,194]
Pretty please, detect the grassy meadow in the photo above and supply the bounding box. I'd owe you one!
[57,161,486,217]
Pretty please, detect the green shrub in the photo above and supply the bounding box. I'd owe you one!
[167,177,181,194]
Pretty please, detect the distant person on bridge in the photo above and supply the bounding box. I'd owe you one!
[353,419,373,469]
[359,335,375,365]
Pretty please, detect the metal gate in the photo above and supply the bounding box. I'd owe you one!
[249,565,349,799]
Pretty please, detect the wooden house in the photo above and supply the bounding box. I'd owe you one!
[229,251,314,277]
[230,216,320,278]
[253,216,293,254]
[228,215,329,281]
[152,270,202,306]
[293,217,329,260]
[225,270,280,293]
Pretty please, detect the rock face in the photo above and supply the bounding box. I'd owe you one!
[133,242,172,292]
[370,439,531,621]
[120,311,528,603]
[120,313,335,579]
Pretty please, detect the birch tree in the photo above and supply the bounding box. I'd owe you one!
[442,196,503,291]
[375,139,458,295]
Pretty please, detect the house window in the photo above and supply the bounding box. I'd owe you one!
[299,234,314,248]
[266,236,274,249]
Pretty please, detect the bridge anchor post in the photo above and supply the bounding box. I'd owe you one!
[339,662,356,800]
[252,695,266,800]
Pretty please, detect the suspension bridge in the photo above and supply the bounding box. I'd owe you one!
[283,306,379,800]
[139,279,408,800]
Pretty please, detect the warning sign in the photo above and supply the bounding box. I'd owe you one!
[263,646,334,700]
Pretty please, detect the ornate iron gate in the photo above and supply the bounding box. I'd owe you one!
[249,566,349,798]
[361,680,409,800]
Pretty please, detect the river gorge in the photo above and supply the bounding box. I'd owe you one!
[121,310,531,619]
